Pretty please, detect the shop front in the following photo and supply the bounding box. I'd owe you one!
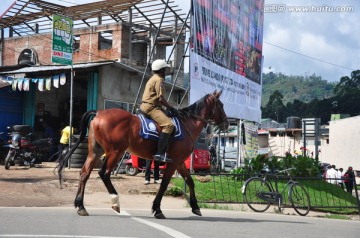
[0,62,111,137]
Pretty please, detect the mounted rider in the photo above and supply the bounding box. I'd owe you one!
[140,59,178,162]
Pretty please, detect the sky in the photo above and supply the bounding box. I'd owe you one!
[1,0,359,83]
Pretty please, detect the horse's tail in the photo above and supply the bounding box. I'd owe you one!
[57,110,97,186]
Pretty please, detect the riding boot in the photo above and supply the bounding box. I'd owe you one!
[154,132,172,162]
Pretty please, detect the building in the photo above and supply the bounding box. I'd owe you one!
[0,0,189,135]
[214,117,326,167]
[321,115,360,172]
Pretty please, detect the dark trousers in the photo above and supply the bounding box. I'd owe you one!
[56,143,68,162]
[345,181,354,193]
[339,182,344,190]
[145,159,160,181]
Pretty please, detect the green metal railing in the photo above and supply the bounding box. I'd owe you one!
[180,173,360,216]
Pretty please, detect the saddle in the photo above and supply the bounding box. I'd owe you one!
[137,113,183,141]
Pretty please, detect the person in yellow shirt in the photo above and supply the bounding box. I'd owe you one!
[57,125,74,162]
[60,126,74,145]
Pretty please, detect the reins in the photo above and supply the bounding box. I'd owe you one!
[178,94,221,144]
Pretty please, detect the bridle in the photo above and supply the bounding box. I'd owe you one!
[189,94,227,129]
[179,93,228,144]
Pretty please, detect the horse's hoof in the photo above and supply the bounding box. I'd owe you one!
[192,209,202,216]
[77,209,89,216]
[112,206,120,213]
[154,212,166,219]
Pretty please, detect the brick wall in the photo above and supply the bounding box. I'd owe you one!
[2,23,130,66]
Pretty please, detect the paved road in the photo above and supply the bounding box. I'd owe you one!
[0,207,358,238]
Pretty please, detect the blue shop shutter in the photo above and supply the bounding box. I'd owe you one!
[0,87,24,135]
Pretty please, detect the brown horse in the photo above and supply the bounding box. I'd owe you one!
[57,90,229,219]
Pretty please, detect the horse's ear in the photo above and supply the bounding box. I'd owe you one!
[215,90,223,98]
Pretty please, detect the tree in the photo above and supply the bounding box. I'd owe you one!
[333,70,360,116]
[262,90,286,122]
[334,70,360,96]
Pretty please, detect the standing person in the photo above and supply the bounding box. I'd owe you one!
[139,59,178,162]
[144,159,160,185]
[325,165,338,185]
[337,168,345,189]
[43,122,56,160]
[57,125,74,161]
[43,122,55,139]
[344,166,355,194]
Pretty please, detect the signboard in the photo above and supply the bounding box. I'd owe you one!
[52,15,73,65]
[190,0,264,122]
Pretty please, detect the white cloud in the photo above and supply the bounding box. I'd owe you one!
[262,0,360,81]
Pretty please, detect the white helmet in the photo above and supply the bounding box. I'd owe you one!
[151,59,171,71]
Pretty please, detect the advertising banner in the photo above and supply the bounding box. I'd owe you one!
[190,0,264,122]
[52,15,73,65]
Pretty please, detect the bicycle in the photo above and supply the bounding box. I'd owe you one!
[241,168,310,216]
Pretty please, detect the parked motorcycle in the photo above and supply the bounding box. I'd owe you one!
[4,125,53,170]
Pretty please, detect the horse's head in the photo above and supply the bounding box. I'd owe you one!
[205,90,229,131]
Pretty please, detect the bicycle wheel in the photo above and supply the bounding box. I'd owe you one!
[289,182,310,216]
[242,177,272,212]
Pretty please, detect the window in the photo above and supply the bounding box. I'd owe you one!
[229,137,235,147]
[98,31,113,50]
[18,48,37,65]
[73,35,80,52]
[220,137,225,147]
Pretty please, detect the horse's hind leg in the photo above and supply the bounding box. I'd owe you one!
[176,163,202,216]
[98,152,121,213]
[74,152,97,216]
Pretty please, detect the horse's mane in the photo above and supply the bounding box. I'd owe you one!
[178,94,207,117]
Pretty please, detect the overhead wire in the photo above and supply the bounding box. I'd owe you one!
[263,41,356,71]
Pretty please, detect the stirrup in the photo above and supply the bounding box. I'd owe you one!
[154,154,173,162]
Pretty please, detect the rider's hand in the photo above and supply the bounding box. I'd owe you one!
[169,107,179,117]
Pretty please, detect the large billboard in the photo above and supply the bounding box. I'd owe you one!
[190,0,264,122]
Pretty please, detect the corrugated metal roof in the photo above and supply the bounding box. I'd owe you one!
[0,60,188,91]
[0,61,114,74]
[0,0,188,38]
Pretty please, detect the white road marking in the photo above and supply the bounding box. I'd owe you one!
[132,217,191,238]
[114,209,191,237]
[1,207,191,238]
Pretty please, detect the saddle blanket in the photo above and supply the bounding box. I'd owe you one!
[138,114,184,141]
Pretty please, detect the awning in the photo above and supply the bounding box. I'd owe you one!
[0,61,115,75]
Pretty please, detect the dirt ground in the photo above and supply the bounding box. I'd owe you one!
[0,162,180,208]
[1,162,359,221]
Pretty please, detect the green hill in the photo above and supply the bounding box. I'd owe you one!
[261,72,336,107]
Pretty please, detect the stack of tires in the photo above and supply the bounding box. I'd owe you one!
[70,136,88,168]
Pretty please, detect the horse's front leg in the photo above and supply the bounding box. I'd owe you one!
[98,155,120,213]
[152,163,177,219]
[75,157,96,216]
[176,163,202,216]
